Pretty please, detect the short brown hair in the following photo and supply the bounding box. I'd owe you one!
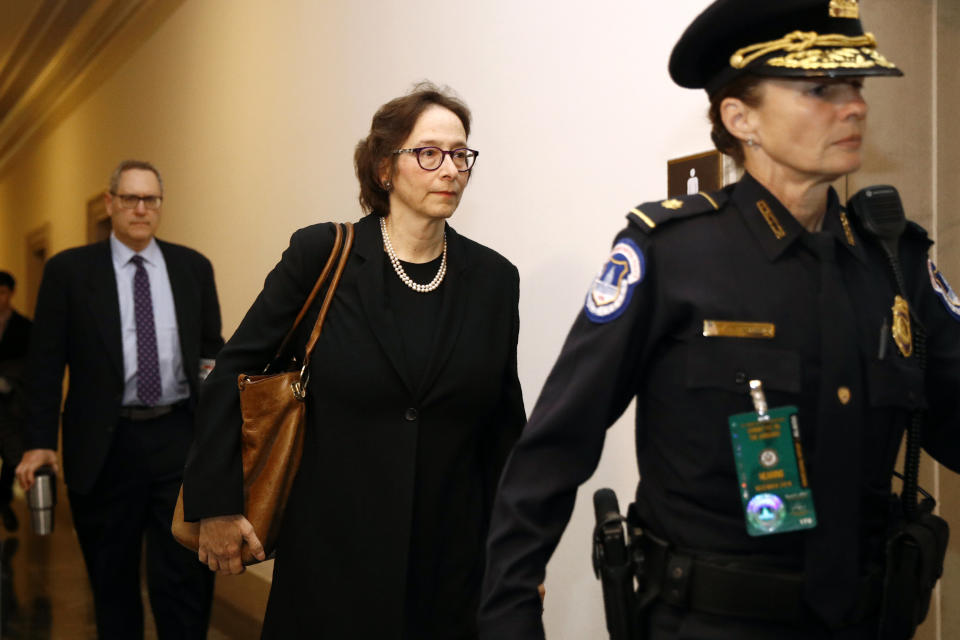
[354,82,471,215]
[109,160,164,195]
[707,75,765,166]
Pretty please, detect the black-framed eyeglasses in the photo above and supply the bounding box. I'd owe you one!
[112,193,163,210]
[393,147,478,172]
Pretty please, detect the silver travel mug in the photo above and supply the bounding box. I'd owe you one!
[27,466,57,535]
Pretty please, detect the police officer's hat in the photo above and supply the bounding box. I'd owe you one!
[669,0,903,96]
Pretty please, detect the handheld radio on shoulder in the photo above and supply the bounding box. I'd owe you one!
[847,185,949,639]
[848,184,921,506]
[847,185,907,290]
[847,185,906,244]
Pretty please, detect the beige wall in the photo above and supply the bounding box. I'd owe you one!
[0,0,956,635]
[935,1,960,638]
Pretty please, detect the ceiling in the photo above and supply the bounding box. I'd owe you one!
[0,0,183,176]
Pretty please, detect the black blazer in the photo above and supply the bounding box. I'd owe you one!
[0,310,32,460]
[183,214,526,638]
[0,310,31,361]
[25,239,223,495]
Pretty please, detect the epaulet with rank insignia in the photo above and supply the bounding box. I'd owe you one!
[626,190,728,234]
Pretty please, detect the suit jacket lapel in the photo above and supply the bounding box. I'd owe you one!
[354,217,415,395]
[417,224,469,400]
[88,241,124,378]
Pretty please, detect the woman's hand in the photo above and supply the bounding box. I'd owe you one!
[198,514,266,574]
[15,449,58,491]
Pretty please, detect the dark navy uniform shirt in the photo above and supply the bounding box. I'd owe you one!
[479,172,960,639]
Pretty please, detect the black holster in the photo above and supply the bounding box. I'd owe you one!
[879,496,949,639]
[592,489,643,640]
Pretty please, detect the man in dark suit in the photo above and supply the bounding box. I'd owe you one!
[16,160,223,639]
[0,270,31,531]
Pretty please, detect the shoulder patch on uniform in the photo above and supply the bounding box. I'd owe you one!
[928,259,960,321]
[626,190,728,234]
[584,238,645,323]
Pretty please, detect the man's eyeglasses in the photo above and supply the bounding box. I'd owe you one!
[393,147,478,172]
[112,193,163,210]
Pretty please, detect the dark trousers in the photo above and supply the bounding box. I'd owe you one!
[0,455,14,505]
[68,407,214,639]
[0,406,25,508]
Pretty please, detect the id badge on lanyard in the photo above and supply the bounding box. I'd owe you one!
[729,380,817,536]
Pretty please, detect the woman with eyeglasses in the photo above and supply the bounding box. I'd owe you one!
[182,83,526,639]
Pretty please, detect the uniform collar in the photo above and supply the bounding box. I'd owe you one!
[733,171,866,264]
[822,195,868,265]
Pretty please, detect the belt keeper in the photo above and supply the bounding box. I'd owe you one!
[663,554,694,607]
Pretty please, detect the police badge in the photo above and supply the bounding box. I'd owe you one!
[891,295,913,357]
[584,238,645,323]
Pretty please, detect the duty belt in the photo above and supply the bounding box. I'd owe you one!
[638,531,883,626]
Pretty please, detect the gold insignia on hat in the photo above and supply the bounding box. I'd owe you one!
[730,30,879,70]
[839,211,856,246]
[891,295,913,357]
[756,200,786,240]
[661,199,683,210]
[829,0,859,19]
[766,46,896,71]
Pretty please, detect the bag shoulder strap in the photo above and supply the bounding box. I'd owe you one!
[297,222,353,386]
[266,223,346,372]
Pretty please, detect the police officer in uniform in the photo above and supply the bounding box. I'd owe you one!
[479,1,960,638]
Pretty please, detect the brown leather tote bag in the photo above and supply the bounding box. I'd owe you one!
[172,222,354,565]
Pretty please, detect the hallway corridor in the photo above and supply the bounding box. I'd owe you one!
[0,477,261,639]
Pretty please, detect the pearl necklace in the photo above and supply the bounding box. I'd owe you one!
[379,216,447,293]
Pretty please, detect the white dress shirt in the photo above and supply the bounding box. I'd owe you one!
[110,233,189,406]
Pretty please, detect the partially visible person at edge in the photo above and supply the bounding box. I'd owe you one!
[182,82,526,639]
[16,160,223,638]
[479,1,960,638]
[0,270,31,532]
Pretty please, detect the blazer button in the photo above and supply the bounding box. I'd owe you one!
[404,408,418,422]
